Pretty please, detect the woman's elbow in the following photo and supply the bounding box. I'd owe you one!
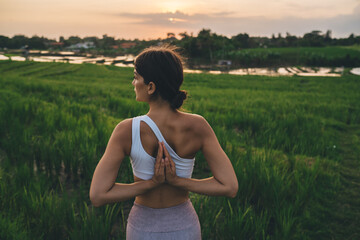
[89,191,104,207]
[227,181,238,198]
[91,198,103,207]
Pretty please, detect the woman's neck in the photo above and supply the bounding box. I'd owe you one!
[147,99,178,119]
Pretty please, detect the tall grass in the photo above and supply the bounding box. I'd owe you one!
[0,60,359,239]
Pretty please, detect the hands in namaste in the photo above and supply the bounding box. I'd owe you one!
[151,142,178,185]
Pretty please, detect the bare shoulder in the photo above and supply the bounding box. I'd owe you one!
[111,118,132,155]
[114,118,132,135]
[178,112,204,123]
[178,112,212,135]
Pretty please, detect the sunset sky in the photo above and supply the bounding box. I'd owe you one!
[1,0,359,40]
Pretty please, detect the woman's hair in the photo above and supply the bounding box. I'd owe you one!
[134,44,188,110]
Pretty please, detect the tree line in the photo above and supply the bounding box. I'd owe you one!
[0,29,358,52]
[1,29,359,67]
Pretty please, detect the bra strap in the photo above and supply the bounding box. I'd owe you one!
[140,115,166,142]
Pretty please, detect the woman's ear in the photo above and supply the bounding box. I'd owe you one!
[147,82,156,95]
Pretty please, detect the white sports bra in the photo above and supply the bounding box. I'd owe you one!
[130,115,195,180]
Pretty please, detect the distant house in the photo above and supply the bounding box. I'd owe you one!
[120,42,137,49]
[112,45,119,49]
[50,42,64,47]
[218,60,232,66]
[67,41,95,49]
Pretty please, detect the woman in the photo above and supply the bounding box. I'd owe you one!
[89,44,238,239]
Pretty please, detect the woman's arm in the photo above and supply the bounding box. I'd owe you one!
[164,116,238,198]
[89,119,165,207]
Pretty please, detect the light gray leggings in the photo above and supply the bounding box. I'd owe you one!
[126,199,201,240]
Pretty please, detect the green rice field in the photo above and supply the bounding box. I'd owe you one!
[226,46,360,67]
[0,60,359,239]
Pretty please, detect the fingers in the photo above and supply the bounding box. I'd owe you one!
[155,141,163,173]
[156,158,165,175]
[164,157,175,175]
[161,142,176,172]
[157,141,163,159]
[159,158,165,175]
[170,157,175,172]
[165,157,170,174]
[161,142,171,159]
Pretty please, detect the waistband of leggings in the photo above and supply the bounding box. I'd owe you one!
[133,199,191,212]
[128,198,199,232]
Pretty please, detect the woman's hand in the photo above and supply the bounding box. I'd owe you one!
[161,142,179,185]
[90,119,166,206]
[151,141,166,185]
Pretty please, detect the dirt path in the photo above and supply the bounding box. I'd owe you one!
[329,124,360,239]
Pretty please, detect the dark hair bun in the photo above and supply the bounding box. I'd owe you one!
[135,44,188,110]
[171,90,187,109]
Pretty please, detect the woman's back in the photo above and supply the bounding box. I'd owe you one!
[132,111,203,208]
[90,45,237,239]
[139,112,202,160]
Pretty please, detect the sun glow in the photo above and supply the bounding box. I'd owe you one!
[168,17,187,23]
